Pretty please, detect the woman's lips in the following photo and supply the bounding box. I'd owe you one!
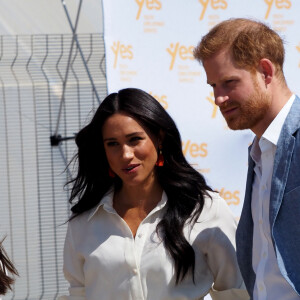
[122,164,140,174]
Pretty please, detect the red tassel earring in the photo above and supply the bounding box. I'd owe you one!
[155,146,164,167]
[108,167,116,178]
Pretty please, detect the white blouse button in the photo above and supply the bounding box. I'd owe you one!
[132,268,138,275]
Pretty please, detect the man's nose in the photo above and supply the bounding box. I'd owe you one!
[214,88,229,107]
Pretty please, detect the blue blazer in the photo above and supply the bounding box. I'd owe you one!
[236,96,300,299]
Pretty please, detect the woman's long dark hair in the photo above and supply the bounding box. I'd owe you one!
[68,88,212,284]
[0,238,18,295]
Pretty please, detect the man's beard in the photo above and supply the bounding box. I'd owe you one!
[222,82,271,131]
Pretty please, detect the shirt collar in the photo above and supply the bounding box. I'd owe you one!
[87,189,168,221]
[262,94,295,146]
[87,189,114,221]
[250,137,261,165]
[250,94,295,162]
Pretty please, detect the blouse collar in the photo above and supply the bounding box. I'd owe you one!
[88,189,167,221]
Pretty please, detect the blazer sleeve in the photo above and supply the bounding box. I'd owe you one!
[206,195,250,300]
[59,223,86,300]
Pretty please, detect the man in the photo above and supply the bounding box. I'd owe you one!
[194,18,300,299]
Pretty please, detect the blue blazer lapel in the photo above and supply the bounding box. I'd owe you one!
[236,145,256,296]
[241,149,255,232]
[270,96,300,227]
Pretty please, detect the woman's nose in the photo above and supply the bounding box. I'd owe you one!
[122,145,134,160]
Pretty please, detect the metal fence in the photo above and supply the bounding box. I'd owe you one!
[0,33,107,299]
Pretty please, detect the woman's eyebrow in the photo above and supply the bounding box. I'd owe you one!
[103,132,145,142]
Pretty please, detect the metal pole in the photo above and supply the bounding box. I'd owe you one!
[62,0,101,104]
[54,0,83,136]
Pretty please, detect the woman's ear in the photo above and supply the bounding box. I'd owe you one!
[158,130,165,145]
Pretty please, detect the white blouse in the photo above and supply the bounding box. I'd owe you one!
[60,190,249,300]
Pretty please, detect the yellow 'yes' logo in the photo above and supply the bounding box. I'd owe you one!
[206,92,218,118]
[219,188,240,205]
[264,0,291,19]
[182,140,208,158]
[198,0,227,20]
[135,0,162,20]
[166,43,194,70]
[296,43,300,68]
[111,41,133,68]
[149,92,168,109]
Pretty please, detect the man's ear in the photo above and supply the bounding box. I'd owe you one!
[258,58,274,85]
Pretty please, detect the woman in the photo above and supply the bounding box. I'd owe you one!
[0,238,18,297]
[61,88,249,300]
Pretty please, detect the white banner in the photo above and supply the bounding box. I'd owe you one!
[102,1,300,299]
[102,0,300,220]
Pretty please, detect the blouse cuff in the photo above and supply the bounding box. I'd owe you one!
[210,287,250,300]
[58,287,85,300]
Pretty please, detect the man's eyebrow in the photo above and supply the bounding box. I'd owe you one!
[207,75,239,85]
